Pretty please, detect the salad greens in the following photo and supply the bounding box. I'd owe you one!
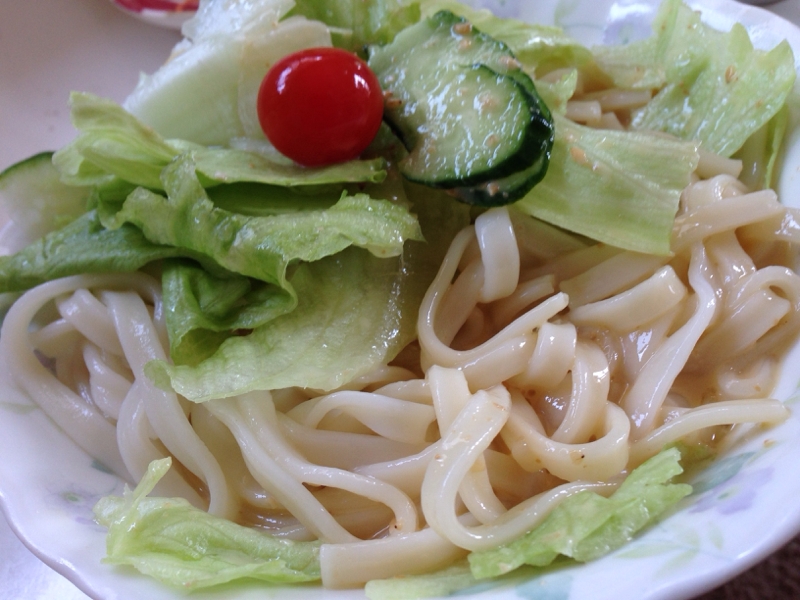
[102,155,418,291]
[364,449,690,599]
[467,447,691,579]
[0,0,796,594]
[593,0,796,158]
[56,92,387,192]
[0,0,791,384]
[92,448,689,594]
[516,114,700,256]
[94,458,322,589]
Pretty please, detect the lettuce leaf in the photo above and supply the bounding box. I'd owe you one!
[93,458,321,589]
[162,260,296,366]
[147,186,468,400]
[290,0,421,48]
[735,104,790,191]
[363,448,691,599]
[468,447,691,579]
[124,0,322,145]
[514,114,699,255]
[147,246,416,399]
[95,153,421,370]
[104,154,421,288]
[593,0,796,157]
[55,93,386,190]
[0,211,191,293]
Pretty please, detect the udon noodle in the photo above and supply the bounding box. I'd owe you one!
[1,157,797,586]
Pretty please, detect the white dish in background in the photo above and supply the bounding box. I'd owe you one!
[1,1,800,599]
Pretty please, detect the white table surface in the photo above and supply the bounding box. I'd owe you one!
[1,1,800,599]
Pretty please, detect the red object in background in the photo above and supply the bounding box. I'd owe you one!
[257,47,385,167]
[113,0,199,12]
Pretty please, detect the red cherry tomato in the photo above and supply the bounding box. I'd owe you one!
[257,47,385,167]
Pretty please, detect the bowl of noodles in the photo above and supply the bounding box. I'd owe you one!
[1,0,800,599]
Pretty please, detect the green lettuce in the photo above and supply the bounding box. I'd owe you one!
[366,560,477,600]
[98,153,422,369]
[123,0,309,145]
[55,93,386,191]
[103,154,421,288]
[468,447,691,579]
[515,114,699,255]
[54,93,181,189]
[290,0,421,48]
[0,211,191,293]
[593,0,796,157]
[365,448,691,599]
[419,0,597,76]
[147,246,416,399]
[147,186,468,400]
[735,105,791,191]
[365,448,692,600]
[94,458,321,589]
[161,260,296,366]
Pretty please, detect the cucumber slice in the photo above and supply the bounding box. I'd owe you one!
[0,152,90,255]
[450,151,549,207]
[368,11,553,202]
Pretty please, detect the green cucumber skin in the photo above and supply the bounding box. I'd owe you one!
[0,151,55,179]
[451,152,549,207]
[0,151,92,255]
[368,10,553,201]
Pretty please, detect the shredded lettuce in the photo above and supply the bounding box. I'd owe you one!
[93,458,321,589]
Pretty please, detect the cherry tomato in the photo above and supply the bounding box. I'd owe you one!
[257,47,385,167]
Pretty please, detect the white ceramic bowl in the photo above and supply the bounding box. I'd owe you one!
[1,1,800,599]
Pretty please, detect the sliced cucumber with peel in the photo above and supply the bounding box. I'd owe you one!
[450,151,550,206]
[0,152,90,255]
[368,10,554,205]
